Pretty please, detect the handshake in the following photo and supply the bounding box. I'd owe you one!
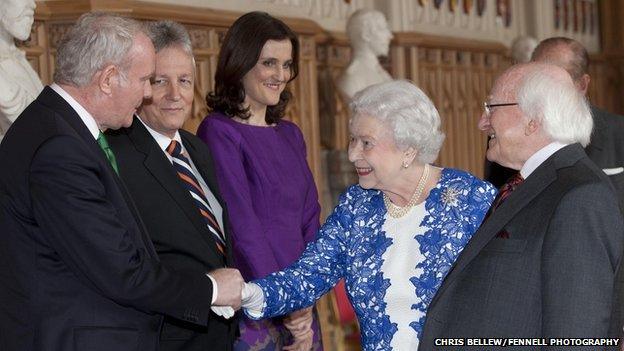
[208,268,262,319]
[208,268,315,351]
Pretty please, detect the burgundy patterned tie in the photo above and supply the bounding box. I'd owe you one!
[491,172,524,212]
[487,172,524,238]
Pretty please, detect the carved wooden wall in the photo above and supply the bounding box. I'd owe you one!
[391,33,509,177]
[25,0,323,194]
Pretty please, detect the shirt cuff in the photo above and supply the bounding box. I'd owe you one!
[206,273,218,304]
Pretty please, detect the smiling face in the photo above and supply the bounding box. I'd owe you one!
[242,39,293,119]
[478,71,529,170]
[348,114,407,191]
[138,46,194,138]
[1,0,35,41]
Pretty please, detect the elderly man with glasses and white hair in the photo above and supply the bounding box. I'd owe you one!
[420,62,624,349]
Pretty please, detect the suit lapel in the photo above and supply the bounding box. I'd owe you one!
[39,87,159,259]
[182,134,225,206]
[430,145,586,309]
[181,132,233,266]
[430,166,556,307]
[126,121,224,266]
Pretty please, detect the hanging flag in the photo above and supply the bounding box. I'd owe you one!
[464,0,474,14]
[477,0,487,16]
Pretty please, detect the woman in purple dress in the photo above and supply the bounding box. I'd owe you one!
[197,12,323,351]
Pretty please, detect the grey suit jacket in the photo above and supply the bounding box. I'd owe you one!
[421,144,624,350]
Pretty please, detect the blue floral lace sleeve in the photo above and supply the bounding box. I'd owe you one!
[250,187,356,319]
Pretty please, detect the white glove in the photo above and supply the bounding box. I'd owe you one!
[241,282,265,318]
[211,306,235,319]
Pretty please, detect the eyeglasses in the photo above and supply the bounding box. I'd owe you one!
[483,102,518,117]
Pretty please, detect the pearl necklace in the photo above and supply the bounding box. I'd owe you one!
[383,164,430,218]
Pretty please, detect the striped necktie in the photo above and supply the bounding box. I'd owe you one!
[97,132,119,175]
[167,140,226,257]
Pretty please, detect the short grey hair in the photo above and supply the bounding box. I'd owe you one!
[349,80,445,164]
[54,12,144,87]
[145,20,192,55]
[516,64,592,146]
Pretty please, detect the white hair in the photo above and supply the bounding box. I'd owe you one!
[349,80,445,164]
[54,12,144,87]
[516,65,592,146]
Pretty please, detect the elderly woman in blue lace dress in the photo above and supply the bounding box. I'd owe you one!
[241,80,497,350]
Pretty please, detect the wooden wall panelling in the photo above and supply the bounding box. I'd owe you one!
[316,33,350,151]
[597,0,624,115]
[390,32,509,178]
[30,0,325,194]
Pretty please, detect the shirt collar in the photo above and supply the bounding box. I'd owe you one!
[520,141,568,179]
[50,83,100,140]
[136,115,182,153]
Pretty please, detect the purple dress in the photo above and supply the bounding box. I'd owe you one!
[197,112,323,351]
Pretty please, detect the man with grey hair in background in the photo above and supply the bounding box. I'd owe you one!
[107,20,237,350]
[0,13,242,351]
[531,37,624,210]
[421,62,624,350]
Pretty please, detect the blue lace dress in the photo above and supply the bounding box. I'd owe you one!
[249,168,496,350]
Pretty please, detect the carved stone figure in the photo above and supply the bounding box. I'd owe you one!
[0,0,42,142]
[337,9,393,99]
[510,35,538,64]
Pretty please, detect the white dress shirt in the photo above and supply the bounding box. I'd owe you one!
[137,116,225,230]
[50,83,99,139]
[520,141,569,179]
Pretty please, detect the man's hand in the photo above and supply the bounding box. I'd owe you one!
[209,268,244,310]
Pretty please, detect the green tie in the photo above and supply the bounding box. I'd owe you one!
[97,132,119,175]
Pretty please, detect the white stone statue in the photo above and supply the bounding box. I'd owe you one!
[337,9,393,99]
[0,0,42,142]
[510,35,538,64]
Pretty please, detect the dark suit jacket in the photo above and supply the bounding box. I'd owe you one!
[107,118,236,351]
[585,107,624,210]
[422,144,624,350]
[0,87,214,351]
[486,106,624,209]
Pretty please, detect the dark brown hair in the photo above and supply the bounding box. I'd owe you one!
[206,11,299,124]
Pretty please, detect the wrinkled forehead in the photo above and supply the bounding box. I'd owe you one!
[490,72,521,101]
